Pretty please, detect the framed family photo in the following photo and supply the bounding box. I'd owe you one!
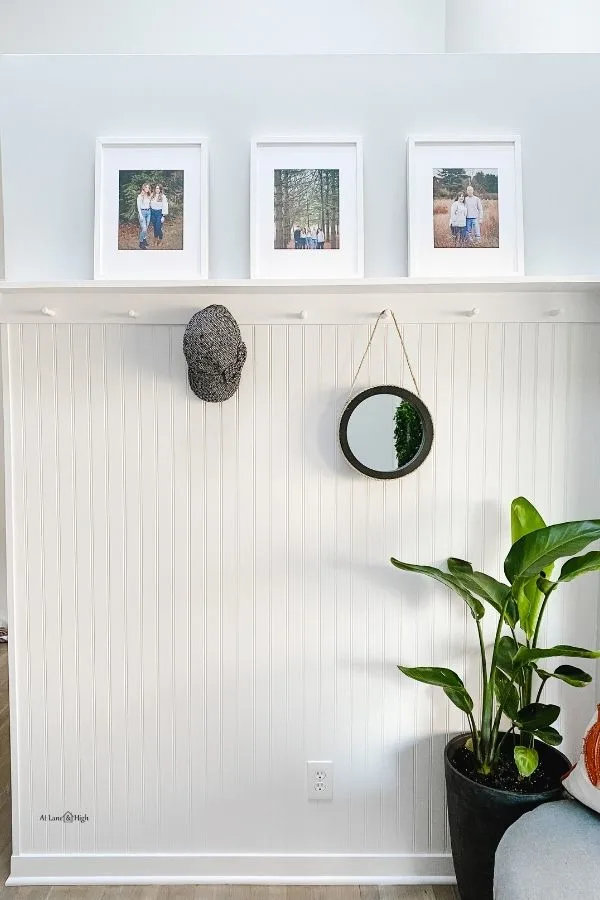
[251,138,364,279]
[94,138,209,280]
[407,136,523,277]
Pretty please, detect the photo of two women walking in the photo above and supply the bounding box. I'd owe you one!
[118,169,184,251]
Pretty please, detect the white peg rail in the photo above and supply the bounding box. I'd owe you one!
[0,277,599,324]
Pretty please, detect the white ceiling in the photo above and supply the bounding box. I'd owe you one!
[2,0,600,54]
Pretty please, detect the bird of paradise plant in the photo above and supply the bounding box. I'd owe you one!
[393,497,600,778]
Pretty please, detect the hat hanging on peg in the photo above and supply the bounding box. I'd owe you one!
[41,306,56,317]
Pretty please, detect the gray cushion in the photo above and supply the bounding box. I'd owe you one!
[494,799,600,900]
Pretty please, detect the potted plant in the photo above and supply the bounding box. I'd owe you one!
[392,497,600,900]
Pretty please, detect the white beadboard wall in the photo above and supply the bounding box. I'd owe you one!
[4,318,600,883]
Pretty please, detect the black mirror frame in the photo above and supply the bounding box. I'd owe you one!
[339,385,434,480]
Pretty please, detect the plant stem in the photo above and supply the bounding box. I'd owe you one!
[532,583,557,649]
[535,677,547,704]
[483,593,514,767]
[476,618,488,693]
[467,711,480,762]
[524,642,533,709]
[492,704,504,738]
[490,665,522,766]
[494,725,516,762]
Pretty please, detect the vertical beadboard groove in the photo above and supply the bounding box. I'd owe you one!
[152,327,161,849]
[134,326,145,846]
[120,325,129,852]
[5,320,600,868]
[250,325,257,817]
[16,324,32,854]
[66,323,82,852]
[83,325,98,852]
[444,322,456,852]
[103,324,115,844]
[428,324,438,854]
[464,321,473,719]
[67,325,79,850]
[200,328,209,847]
[34,324,50,851]
[283,323,291,840]
[184,341,193,849]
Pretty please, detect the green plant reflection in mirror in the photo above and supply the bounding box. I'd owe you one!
[394,401,424,468]
[339,385,433,480]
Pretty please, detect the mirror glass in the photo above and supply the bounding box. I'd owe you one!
[339,386,434,479]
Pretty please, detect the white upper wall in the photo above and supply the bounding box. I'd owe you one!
[446,0,600,52]
[3,53,600,280]
[0,0,446,53]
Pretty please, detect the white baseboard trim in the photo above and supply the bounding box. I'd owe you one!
[7,852,455,885]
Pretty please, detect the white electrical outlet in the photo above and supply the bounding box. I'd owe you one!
[307,761,333,800]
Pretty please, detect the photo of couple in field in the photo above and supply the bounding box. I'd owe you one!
[118,169,184,251]
[433,168,499,249]
[274,168,340,250]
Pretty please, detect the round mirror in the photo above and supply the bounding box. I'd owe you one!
[339,386,434,479]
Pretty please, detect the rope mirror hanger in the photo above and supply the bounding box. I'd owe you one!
[339,310,434,480]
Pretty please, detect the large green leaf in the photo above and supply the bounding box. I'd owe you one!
[536,576,556,594]
[536,664,592,687]
[514,645,600,668]
[559,551,600,582]
[447,558,473,576]
[495,635,521,677]
[515,702,560,731]
[518,576,555,642]
[534,726,563,747]
[494,670,519,720]
[510,498,552,639]
[504,520,600,585]
[443,686,474,714]
[447,559,517,626]
[524,553,600,641]
[514,579,540,640]
[397,665,465,689]
[511,497,547,543]
[398,666,475,715]
[514,746,539,777]
[390,559,485,620]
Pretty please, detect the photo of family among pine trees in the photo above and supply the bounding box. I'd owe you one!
[433,168,499,249]
[118,169,184,250]
[274,168,340,250]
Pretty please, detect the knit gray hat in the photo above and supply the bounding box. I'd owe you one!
[183,305,247,402]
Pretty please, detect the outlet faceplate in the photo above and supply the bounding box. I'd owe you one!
[307,760,333,800]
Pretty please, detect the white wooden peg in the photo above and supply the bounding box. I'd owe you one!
[128,309,140,319]
[548,308,563,317]
[299,310,308,320]
[41,306,56,317]
[467,307,480,318]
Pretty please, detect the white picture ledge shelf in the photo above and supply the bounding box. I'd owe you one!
[0,276,599,325]
[2,276,600,293]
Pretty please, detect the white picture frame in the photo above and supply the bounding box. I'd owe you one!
[251,137,364,280]
[94,137,209,280]
[407,136,524,278]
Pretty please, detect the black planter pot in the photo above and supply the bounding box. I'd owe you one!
[444,733,571,900]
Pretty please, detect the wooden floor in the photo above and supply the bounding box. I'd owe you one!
[0,646,459,899]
